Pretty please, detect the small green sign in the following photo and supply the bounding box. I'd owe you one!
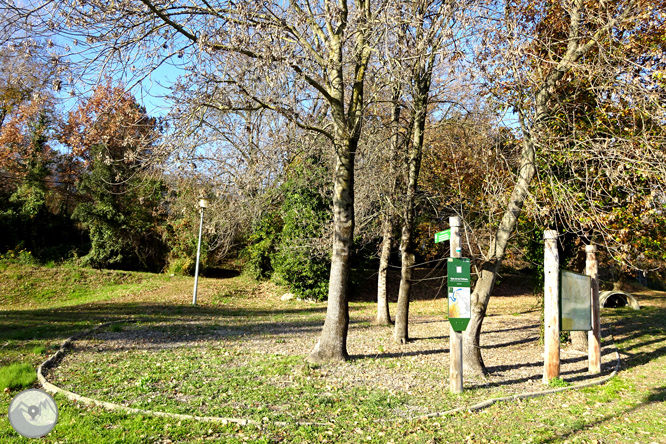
[435,229,451,243]
[447,258,471,332]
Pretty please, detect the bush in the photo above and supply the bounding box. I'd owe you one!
[0,248,39,265]
[73,172,168,272]
[548,377,570,388]
[242,212,282,280]
[164,257,194,276]
[271,183,330,300]
[242,157,332,300]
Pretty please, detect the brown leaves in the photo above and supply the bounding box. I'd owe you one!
[60,80,158,167]
[0,93,55,189]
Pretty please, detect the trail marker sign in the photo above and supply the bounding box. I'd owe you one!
[448,257,471,332]
[435,229,451,243]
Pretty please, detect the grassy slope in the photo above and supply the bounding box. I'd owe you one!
[0,263,177,370]
[0,262,171,309]
[0,263,664,443]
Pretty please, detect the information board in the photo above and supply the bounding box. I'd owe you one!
[448,258,471,332]
[560,269,592,331]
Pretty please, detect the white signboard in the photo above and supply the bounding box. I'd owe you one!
[560,270,592,331]
[448,287,471,319]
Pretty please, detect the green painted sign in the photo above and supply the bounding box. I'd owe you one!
[447,258,471,332]
[435,229,451,243]
[559,270,591,331]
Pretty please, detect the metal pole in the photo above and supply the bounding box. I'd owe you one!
[449,216,463,394]
[192,207,205,305]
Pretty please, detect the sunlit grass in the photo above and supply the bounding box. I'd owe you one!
[0,363,36,391]
[0,263,665,443]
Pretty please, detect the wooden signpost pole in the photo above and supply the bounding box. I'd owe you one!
[543,230,560,383]
[586,245,601,374]
[449,216,463,394]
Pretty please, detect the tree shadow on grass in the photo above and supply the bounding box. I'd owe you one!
[0,303,328,344]
[603,304,666,371]
[646,385,666,403]
[537,384,666,443]
[349,347,449,361]
[412,323,542,342]
[480,335,538,349]
[476,302,666,392]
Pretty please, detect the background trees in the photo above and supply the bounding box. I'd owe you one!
[0,44,78,258]
[61,82,167,271]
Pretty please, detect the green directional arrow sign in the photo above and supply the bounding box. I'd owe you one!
[435,229,451,243]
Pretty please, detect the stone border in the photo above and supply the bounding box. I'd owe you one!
[37,320,623,426]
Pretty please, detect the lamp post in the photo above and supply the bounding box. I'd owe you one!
[192,195,210,305]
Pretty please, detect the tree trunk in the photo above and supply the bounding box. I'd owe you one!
[393,142,418,344]
[463,132,537,376]
[463,261,500,376]
[613,279,625,292]
[394,240,414,343]
[393,83,427,344]
[461,0,607,375]
[570,331,588,351]
[376,92,401,326]
[308,1,371,362]
[308,138,355,363]
[376,215,393,325]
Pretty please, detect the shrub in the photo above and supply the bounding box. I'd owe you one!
[242,156,332,300]
[548,377,570,388]
[271,183,330,300]
[0,248,39,265]
[242,212,282,280]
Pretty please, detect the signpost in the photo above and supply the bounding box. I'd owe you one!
[446,217,467,394]
[436,218,472,393]
[543,230,560,383]
[586,245,601,374]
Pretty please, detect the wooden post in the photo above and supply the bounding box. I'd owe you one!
[543,230,560,384]
[586,245,601,374]
[449,216,463,394]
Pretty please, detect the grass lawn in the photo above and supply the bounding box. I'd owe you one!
[1,261,665,443]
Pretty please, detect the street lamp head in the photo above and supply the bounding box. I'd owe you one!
[198,196,211,208]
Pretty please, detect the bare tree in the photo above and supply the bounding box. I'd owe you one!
[379,0,470,344]
[375,88,402,326]
[3,0,385,362]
